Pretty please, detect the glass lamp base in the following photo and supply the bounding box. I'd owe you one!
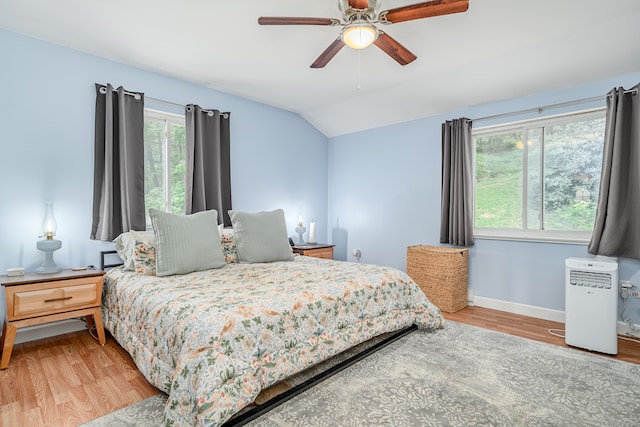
[294,226,306,245]
[36,239,62,274]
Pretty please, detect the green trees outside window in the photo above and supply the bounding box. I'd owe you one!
[144,110,186,224]
[474,110,605,237]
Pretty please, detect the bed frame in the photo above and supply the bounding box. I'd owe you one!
[100,250,123,270]
[227,324,417,426]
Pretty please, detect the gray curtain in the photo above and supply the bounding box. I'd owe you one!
[440,118,474,247]
[185,104,232,226]
[91,84,145,241]
[588,84,640,258]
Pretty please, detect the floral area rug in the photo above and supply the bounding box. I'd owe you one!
[81,321,640,426]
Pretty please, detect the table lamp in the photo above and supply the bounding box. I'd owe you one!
[295,214,306,245]
[36,202,62,274]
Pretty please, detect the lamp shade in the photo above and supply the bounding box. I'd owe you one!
[42,202,57,239]
[341,23,378,50]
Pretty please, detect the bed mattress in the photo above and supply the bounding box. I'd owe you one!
[102,256,444,426]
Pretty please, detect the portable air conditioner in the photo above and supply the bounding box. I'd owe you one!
[565,257,618,355]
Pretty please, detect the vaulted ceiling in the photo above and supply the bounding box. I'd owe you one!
[1,0,639,137]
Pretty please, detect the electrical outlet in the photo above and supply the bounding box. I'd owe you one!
[621,287,629,299]
[620,281,630,299]
[620,281,638,298]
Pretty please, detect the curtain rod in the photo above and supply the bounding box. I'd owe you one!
[471,88,638,124]
[98,85,229,118]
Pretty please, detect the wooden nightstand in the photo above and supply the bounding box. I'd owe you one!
[0,269,106,369]
[292,243,335,259]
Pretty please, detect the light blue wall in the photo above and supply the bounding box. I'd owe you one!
[328,71,640,324]
[2,27,640,330]
[0,29,328,276]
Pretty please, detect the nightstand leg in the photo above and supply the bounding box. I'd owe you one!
[91,309,106,345]
[1,321,17,369]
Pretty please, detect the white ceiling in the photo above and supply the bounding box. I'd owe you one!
[1,0,639,137]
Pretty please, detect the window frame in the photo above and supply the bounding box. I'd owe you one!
[472,107,606,245]
[143,108,186,226]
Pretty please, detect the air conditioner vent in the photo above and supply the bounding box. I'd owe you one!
[569,270,612,289]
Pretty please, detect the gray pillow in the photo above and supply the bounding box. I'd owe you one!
[229,209,294,263]
[149,208,225,276]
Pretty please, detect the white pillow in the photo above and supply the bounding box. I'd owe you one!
[113,230,155,271]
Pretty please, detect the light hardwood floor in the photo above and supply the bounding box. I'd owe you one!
[0,329,159,427]
[443,306,640,364]
[1,306,639,426]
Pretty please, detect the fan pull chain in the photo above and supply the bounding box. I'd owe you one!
[356,51,362,91]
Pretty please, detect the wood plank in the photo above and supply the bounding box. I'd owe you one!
[0,401,22,427]
[0,358,17,405]
[21,407,44,427]
[14,354,38,411]
[60,384,101,425]
[23,352,48,412]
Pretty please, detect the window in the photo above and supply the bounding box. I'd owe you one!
[474,109,606,243]
[144,109,186,224]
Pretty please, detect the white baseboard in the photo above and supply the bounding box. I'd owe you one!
[13,319,87,344]
[472,295,640,338]
[617,321,640,338]
[473,295,565,323]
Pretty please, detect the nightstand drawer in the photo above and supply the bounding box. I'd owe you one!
[14,283,98,317]
[306,248,334,259]
[292,244,334,260]
[5,276,103,321]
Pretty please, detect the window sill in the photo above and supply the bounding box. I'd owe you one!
[474,230,591,245]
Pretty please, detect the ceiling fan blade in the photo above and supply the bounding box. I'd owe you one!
[258,17,339,26]
[311,38,346,68]
[381,0,469,24]
[373,31,417,66]
[348,0,370,8]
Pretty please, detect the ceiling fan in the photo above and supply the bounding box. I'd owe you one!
[258,0,469,68]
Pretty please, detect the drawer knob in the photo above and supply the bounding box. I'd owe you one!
[44,296,73,303]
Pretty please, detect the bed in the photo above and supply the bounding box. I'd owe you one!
[102,209,444,426]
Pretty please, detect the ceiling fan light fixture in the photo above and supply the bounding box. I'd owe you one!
[341,23,378,50]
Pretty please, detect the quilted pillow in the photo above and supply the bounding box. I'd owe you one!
[149,208,225,276]
[130,228,237,275]
[229,209,294,263]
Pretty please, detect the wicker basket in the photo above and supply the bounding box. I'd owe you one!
[406,245,468,313]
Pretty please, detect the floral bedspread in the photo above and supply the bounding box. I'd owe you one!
[102,256,444,426]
